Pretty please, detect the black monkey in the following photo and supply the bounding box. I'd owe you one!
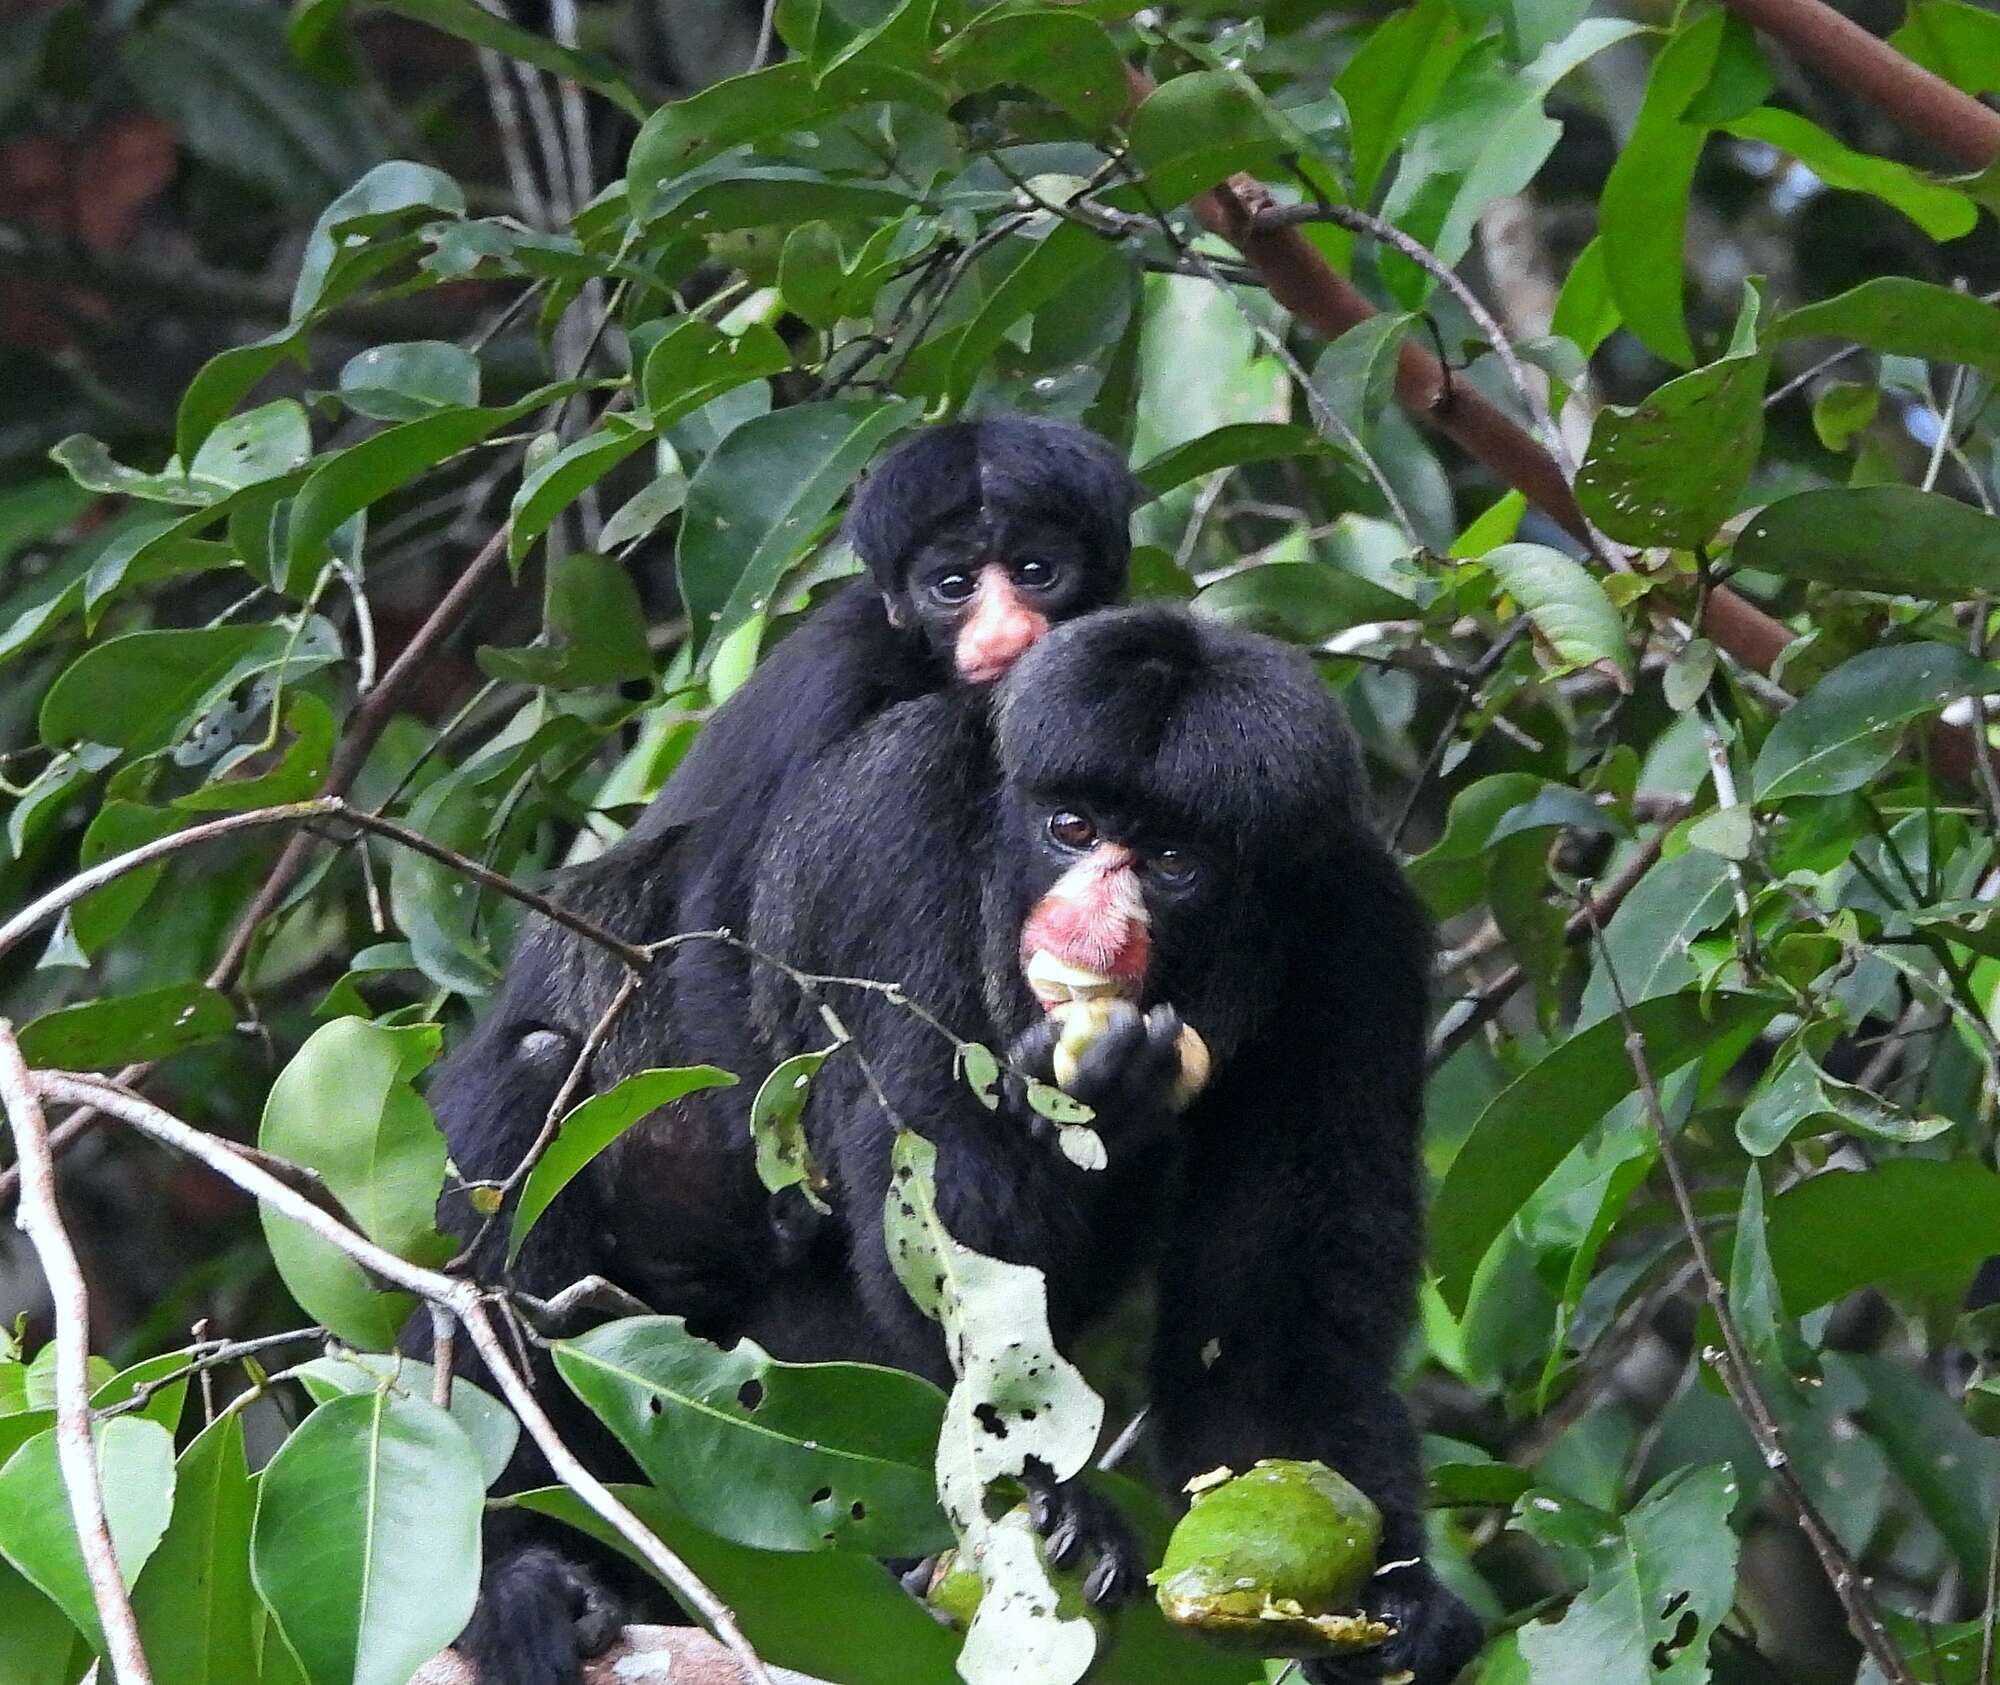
[737,606,1483,1684]
[425,414,1136,1684]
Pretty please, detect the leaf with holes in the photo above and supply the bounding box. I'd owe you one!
[748,1050,832,1213]
[555,1317,951,1555]
[1576,352,1768,546]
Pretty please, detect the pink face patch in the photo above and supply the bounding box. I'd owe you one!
[1020,848,1151,984]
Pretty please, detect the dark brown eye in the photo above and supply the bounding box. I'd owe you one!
[1047,810,1097,851]
[930,573,977,606]
[1150,848,1196,882]
[1015,559,1058,591]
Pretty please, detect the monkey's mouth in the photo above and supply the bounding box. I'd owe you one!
[1022,948,1140,1012]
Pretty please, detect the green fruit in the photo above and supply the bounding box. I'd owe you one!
[1152,1460,1391,1657]
[925,1549,985,1630]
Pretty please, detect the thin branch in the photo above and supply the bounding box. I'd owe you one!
[0,1027,154,1685]
[1252,202,1588,518]
[1427,819,1676,1068]
[1579,910,1915,1685]
[33,1070,773,1685]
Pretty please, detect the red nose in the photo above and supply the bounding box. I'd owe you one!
[1020,847,1151,978]
[955,569,1048,682]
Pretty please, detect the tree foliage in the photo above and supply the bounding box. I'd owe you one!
[3,0,2000,1682]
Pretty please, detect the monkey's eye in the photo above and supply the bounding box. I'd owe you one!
[1047,810,1098,851]
[1014,559,1060,591]
[930,573,977,606]
[1149,848,1198,883]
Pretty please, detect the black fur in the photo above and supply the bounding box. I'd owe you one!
[422,415,1135,1684]
[740,607,1481,1678]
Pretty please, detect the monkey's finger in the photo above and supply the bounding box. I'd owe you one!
[1045,1508,1086,1569]
[1006,1017,1061,1084]
[1083,1552,1129,1608]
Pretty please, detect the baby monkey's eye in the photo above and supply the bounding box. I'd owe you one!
[930,573,977,605]
[1149,849,1197,882]
[1048,810,1097,851]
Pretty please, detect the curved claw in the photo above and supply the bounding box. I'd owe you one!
[1019,1463,1142,1612]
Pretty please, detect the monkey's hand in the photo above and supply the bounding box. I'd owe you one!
[1005,1004,1186,1154]
[1303,1561,1483,1685]
[1020,1458,1143,1609]
[458,1545,623,1685]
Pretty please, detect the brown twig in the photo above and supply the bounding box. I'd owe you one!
[1579,908,1914,1684]
[34,1068,774,1685]
[0,1026,154,1685]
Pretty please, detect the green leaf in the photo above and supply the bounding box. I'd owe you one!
[941,11,1128,132]
[1126,70,1291,206]
[556,1317,952,1555]
[257,1018,451,1349]
[1576,848,1735,1026]
[40,626,248,754]
[1482,543,1632,679]
[1432,993,1777,1309]
[1737,1045,1952,1155]
[286,394,548,590]
[1576,352,1768,546]
[930,224,1122,406]
[337,341,480,420]
[1772,276,2000,380]
[290,159,465,321]
[131,1414,259,1685]
[513,1482,964,1681]
[748,1050,832,1212]
[1599,12,1726,366]
[177,332,310,467]
[62,802,183,958]
[1336,0,1469,202]
[508,415,653,564]
[479,551,655,690]
[16,983,235,1070]
[1891,0,2000,95]
[1513,1466,1741,1685]
[885,1132,1103,1684]
[1722,108,1976,240]
[1309,313,1411,447]
[1766,1159,2000,1313]
[641,319,791,433]
[1194,560,1418,642]
[176,690,336,813]
[508,1067,737,1265]
[1810,382,1879,451]
[251,1390,482,1685]
[677,398,917,660]
[49,435,223,507]
[0,1419,176,1648]
[0,1562,75,1685]
[1134,422,1318,500]
[1733,485,2000,597]
[189,400,314,490]
[627,61,819,200]
[293,1353,518,1489]
[1751,644,1990,800]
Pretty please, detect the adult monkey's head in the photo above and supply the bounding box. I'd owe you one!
[848,415,1137,685]
[992,605,1374,1067]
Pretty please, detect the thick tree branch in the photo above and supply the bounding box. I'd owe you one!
[0,1027,154,1685]
[1718,0,2000,171]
